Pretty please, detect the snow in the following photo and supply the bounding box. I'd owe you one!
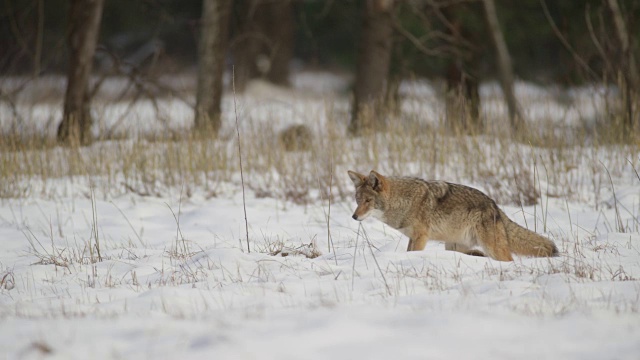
[1,73,639,359]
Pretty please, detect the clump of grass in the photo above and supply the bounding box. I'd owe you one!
[259,235,322,259]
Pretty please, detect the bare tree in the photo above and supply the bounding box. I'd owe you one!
[232,0,295,91]
[606,0,639,130]
[482,0,522,131]
[443,4,481,133]
[57,0,105,145]
[392,1,482,132]
[349,0,395,135]
[195,0,232,134]
[265,0,294,87]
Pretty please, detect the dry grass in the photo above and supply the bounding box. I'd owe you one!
[1,76,639,213]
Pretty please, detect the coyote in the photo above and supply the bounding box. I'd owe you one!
[348,170,558,261]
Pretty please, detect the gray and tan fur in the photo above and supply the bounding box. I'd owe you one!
[348,170,558,261]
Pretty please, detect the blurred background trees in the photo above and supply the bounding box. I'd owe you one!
[57,0,105,145]
[349,0,395,134]
[1,0,638,141]
[232,0,295,91]
[194,0,231,135]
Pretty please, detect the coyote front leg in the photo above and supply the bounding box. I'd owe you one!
[407,227,429,251]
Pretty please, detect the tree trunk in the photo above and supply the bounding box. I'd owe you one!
[444,6,480,133]
[58,0,105,145]
[482,0,521,131]
[349,0,395,135]
[233,1,264,92]
[265,1,294,87]
[446,61,480,132]
[195,0,232,134]
[606,0,638,130]
[232,0,295,91]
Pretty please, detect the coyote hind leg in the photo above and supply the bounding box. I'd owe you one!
[476,213,513,261]
[445,243,486,257]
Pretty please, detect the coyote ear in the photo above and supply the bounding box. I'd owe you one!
[368,170,387,192]
[348,170,367,187]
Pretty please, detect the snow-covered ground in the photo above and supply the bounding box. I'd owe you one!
[1,73,639,359]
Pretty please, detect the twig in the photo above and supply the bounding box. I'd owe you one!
[165,202,186,254]
[110,201,145,247]
[352,226,359,291]
[90,189,102,262]
[233,66,250,253]
[541,160,550,233]
[327,152,337,265]
[359,223,392,296]
[585,4,612,76]
[539,0,599,81]
[565,198,574,238]
[531,143,538,232]
[628,158,640,183]
[599,160,624,232]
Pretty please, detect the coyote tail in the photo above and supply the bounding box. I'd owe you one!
[499,209,559,257]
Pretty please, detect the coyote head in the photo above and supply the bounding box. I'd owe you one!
[347,170,388,221]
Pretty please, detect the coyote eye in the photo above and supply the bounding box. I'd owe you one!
[365,199,372,203]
